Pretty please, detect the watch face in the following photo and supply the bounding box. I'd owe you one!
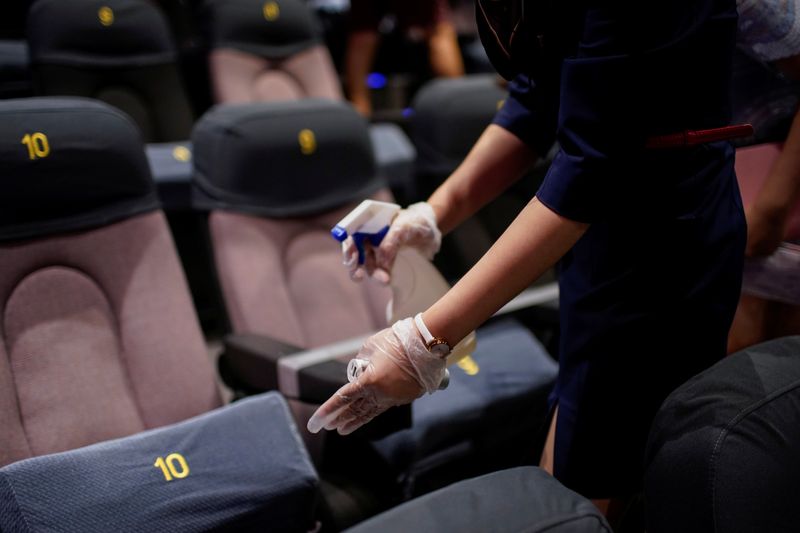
[431,344,450,357]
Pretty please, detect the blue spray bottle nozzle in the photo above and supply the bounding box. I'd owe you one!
[331,200,401,264]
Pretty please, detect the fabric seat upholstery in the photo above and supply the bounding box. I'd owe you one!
[205,0,342,104]
[0,97,220,468]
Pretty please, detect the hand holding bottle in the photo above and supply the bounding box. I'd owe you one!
[342,202,441,283]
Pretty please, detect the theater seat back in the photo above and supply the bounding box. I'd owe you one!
[27,0,194,142]
[645,336,800,533]
[410,75,545,279]
[193,100,389,347]
[205,0,342,104]
[412,75,507,180]
[0,98,220,468]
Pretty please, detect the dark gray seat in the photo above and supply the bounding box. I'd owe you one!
[0,40,32,98]
[645,336,800,533]
[410,75,552,280]
[27,0,194,143]
[346,467,611,533]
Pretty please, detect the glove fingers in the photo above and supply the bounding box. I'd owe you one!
[338,413,378,436]
[307,382,360,434]
[371,268,390,285]
[375,230,401,275]
[336,396,382,435]
[362,243,378,277]
[328,406,364,433]
[342,239,365,282]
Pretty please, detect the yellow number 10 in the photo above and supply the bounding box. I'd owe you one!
[154,453,190,481]
[21,132,50,160]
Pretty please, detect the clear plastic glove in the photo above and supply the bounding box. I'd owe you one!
[343,202,441,283]
[307,317,446,435]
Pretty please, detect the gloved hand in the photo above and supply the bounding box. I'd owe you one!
[307,317,446,435]
[343,202,441,283]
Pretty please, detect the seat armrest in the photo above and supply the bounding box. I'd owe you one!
[221,333,412,438]
[145,142,193,209]
[222,333,304,393]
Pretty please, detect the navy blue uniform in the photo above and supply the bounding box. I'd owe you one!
[494,0,746,496]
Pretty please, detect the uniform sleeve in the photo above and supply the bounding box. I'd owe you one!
[492,74,560,158]
[535,0,734,223]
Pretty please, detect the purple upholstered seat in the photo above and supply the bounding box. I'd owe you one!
[205,0,343,104]
[209,199,392,346]
[0,97,221,468]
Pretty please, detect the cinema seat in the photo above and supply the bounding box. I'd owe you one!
[346,467,611,533]
[203,0,416,202]
[410,75,553,280]
[204,0,341,103]
[0,97,317,532]
[645,336,800,533]
[0,40,32,99]
[191,99,558,519]
[26,0,194,143]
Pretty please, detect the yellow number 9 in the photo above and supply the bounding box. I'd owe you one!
[172,145,191,162]
[98,6,114,26]
[298,129,316,155]
[263,1,280,21]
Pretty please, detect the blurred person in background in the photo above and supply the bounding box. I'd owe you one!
[729,0,800,352]
[345,0,464,116]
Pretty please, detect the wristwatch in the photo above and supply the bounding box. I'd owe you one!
[414,313,451,358]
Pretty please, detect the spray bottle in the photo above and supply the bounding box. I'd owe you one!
[332,200,478,389]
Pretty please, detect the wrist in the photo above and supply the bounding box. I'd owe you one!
[414,312,451,359]
[391,318,447,394]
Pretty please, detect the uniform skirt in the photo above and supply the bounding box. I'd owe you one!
[548,141,747,497]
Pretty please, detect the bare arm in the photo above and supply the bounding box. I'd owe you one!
[345,30,380,116]
[428,124,539,234]
[423,197,589,345]
[747,104,800,256]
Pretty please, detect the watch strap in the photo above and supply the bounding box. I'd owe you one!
[414,313,451,357]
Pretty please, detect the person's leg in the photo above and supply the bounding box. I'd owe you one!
[539,405,557,475]
[728,294,771,353]
[538,406,619,517]
[426,22,464,78]
[344,30,380,116]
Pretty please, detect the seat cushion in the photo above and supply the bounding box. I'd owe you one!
[0,212,221,467]
[209,200,392,346]
[0,392,318,533]
[345,467,610,533]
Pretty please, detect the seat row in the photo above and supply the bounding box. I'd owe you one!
[4,77,800,533]
[10,0,549,286]
[0,96,564,531]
